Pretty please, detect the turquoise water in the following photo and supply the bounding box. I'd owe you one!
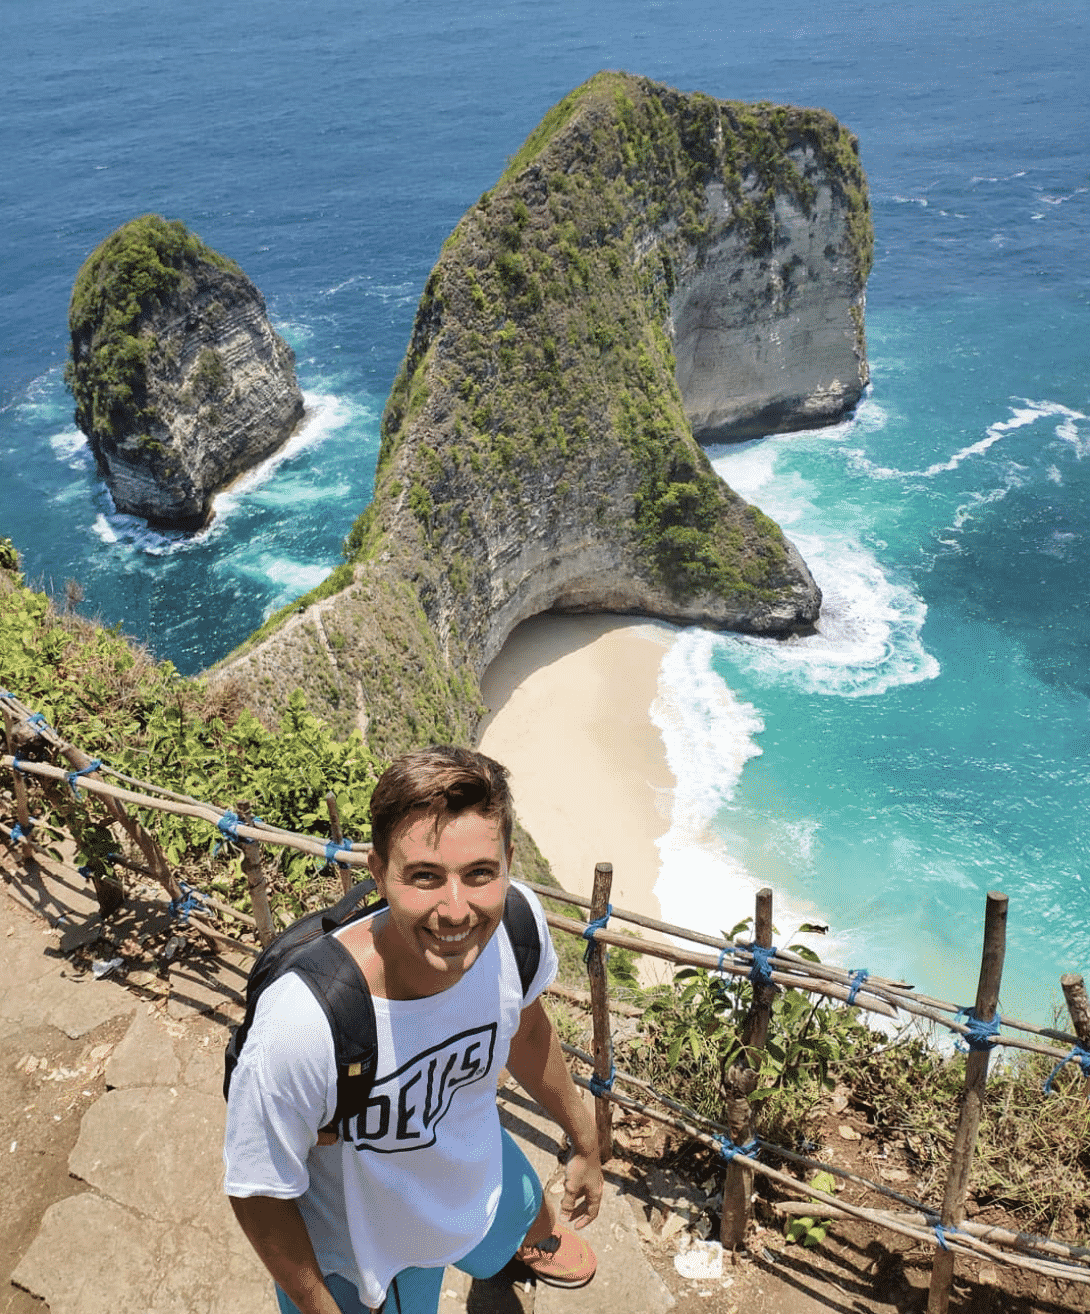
[2,0,1088,1021]
[652,295,1090,1022]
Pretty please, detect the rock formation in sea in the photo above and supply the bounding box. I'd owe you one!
[218,72,873,756]
[66,215,304,530]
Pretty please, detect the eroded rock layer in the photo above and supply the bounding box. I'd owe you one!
[67,216,304,530]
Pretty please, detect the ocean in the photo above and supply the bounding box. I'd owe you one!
[3,0,1087,1023]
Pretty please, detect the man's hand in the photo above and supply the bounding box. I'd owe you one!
[229,1195,343,1314]
[560,1148,603,1229]
[508,998,604,1228]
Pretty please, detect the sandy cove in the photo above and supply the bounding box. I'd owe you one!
[477,613,676,933]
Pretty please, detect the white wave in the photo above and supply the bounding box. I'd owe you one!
[274,320,314,346]
[366,281,419,305]
[849,399,1088,482]
[49,428,93,473]
[79,389,367,559]
[49,429,88,462]
[1055,413,1090,458]
[320,276,361,297]
[90,505,194,556]
[650,631,803,944]
[91,514,118,545]
[261,558,333,609]
[212,390,362,515]
[737,534,939,697]
[710,427,939,698]
[649,638,846,961]
[952,485,1009,532]
[652,629,765,828]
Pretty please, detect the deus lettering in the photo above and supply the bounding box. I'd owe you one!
[350,1024,497,1153]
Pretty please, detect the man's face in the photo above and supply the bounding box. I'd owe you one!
[367,806,512,998]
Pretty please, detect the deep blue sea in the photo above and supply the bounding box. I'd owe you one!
[3,0,1088,1023]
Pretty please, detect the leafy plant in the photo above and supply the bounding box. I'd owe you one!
[0,577,382,918]
[621,919,881,1141]
[784,1170,838,1247]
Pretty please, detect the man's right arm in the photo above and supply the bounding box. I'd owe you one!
[224,978,341,1312]
[229,1195,343,1314]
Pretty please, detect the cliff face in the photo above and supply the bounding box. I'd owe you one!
[66,216,304,530]
[672,153,870,441]
[220,73,872,755]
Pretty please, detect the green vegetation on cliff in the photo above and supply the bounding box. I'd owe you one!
[345,71,868,608]
[0,565,380,904]
[220,73,864,744]
[65,214,242,445]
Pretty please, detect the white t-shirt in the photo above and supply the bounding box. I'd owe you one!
[223,881,557,1309]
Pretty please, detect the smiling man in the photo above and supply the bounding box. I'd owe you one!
[224,746,602,1314]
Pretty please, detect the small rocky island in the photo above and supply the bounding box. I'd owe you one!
[218,72,874,755]
[66,215,304,530]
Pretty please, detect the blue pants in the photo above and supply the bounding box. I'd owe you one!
[276,1129,542,1314]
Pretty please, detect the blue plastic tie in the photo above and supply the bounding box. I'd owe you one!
[1043,1042,1090,1095]
[716,1134,759,1162]
[169,881,207,923]
[934,1224,950,1251]
[10,821,32,843]
[26,712,49,736]
[589,1063,616,1099]
[323,837,355,868]
[216,810,258,846]
[716,945,736,973]
[582,904,612,964]
[67,758,102,799]
[847,968,870,1006]
[11,756,26,775]
[77,864,92,880]
[0,690,11,699]
[746,942,777,989]
[953,1007,1001,1054]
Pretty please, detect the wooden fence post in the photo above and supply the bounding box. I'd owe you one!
[236,800,276,948]
[61,745,181,906]
[1060,974,1090,1100]
[586,861,614,1164]
[325,790,351,896]
[927,890,1008,1314]
[2,707,35,865]
[720,886,775,1248]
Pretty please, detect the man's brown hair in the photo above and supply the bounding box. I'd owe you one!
[368,746,514,863]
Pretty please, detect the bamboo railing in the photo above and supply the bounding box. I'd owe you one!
[3,691,1090,1307]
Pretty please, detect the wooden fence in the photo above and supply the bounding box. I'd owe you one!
[3,689,1090,1311]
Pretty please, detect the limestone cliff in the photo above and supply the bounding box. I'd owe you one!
[220,73,873,755]
[66,216,304,530]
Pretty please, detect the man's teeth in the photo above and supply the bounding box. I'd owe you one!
[433,928,472,943]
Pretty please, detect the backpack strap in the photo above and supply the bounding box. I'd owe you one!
[319,877,379,932]
[289,935,378,1141]
[502,883,541,999]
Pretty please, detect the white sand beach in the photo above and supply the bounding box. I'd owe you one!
[477,614,676,927]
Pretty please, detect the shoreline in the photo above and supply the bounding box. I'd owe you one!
[477,614,677,944]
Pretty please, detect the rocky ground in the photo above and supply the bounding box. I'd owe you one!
[2,845,1087,1313]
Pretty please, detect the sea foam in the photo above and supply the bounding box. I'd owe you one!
[650,633,848,961]
[708,421,940,699]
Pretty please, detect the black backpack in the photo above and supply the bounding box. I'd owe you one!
[223,880,542,1140]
